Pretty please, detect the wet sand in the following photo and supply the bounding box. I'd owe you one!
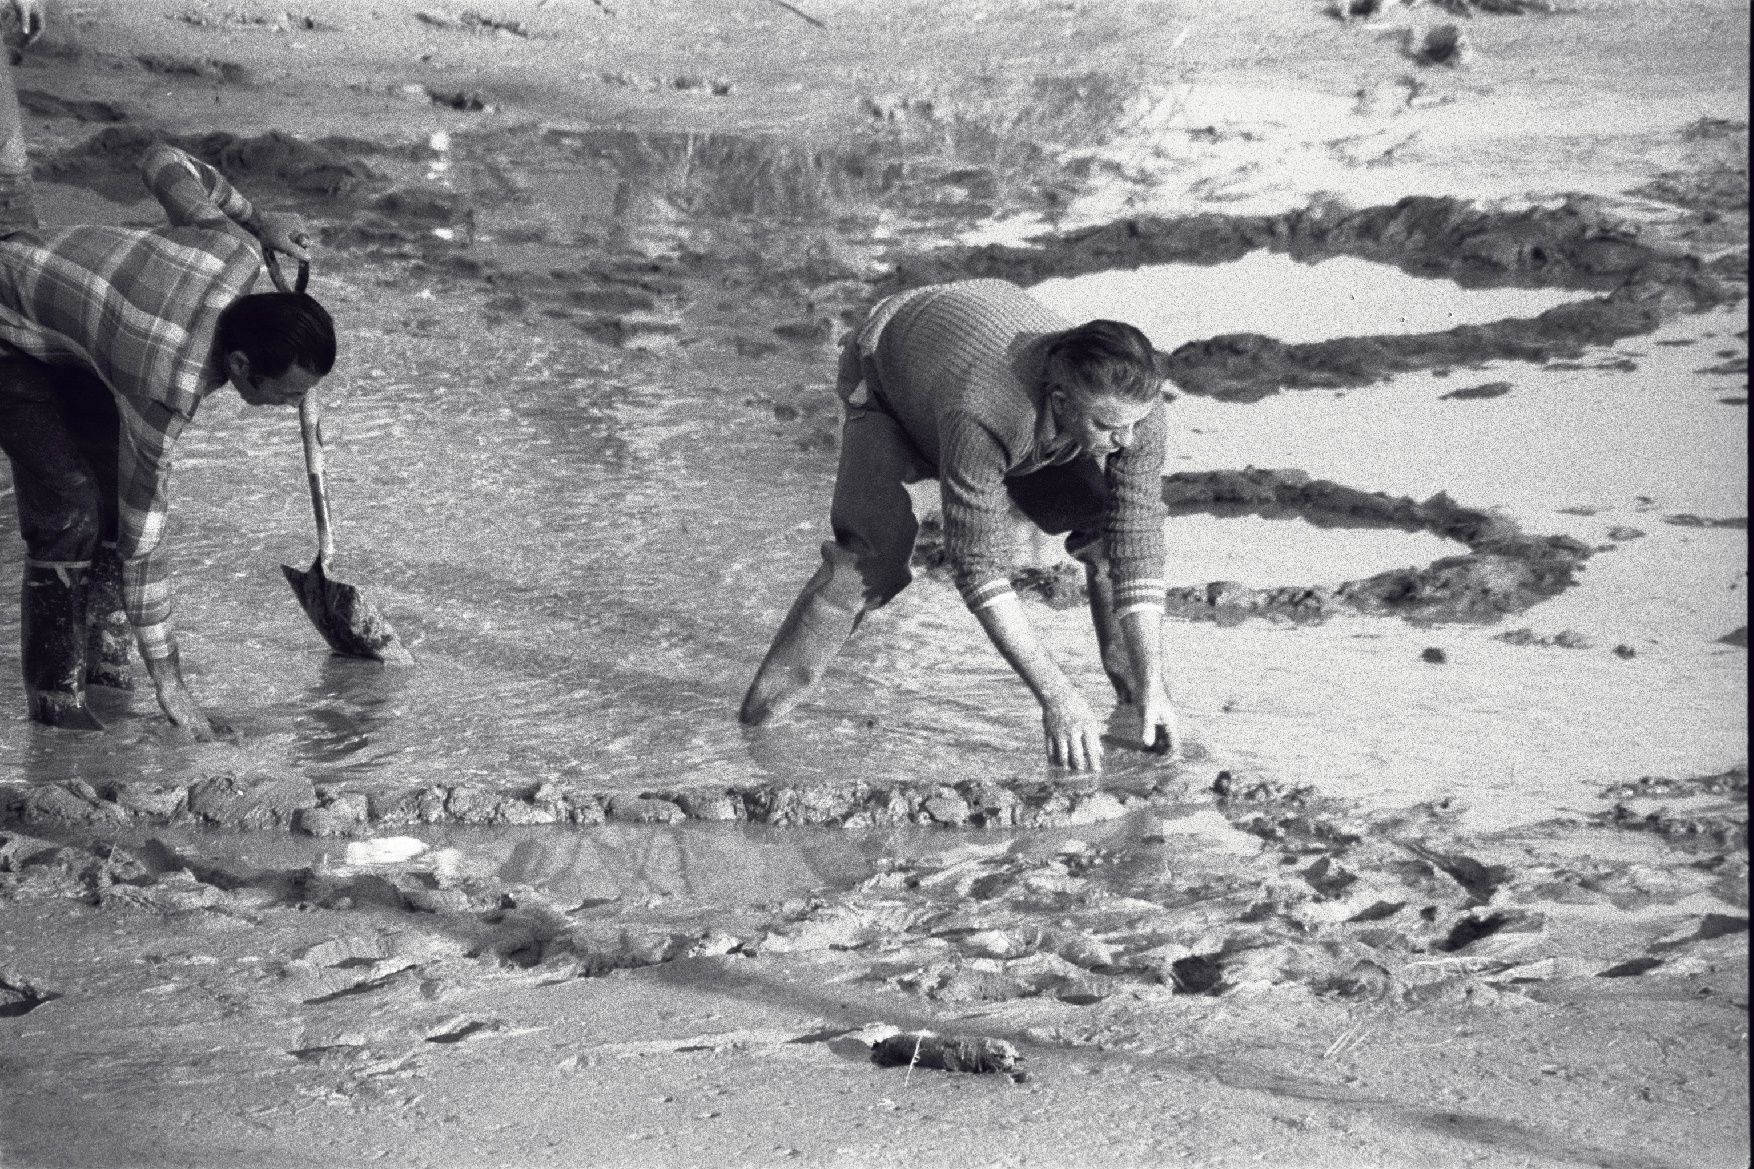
[0,1,1747,1167]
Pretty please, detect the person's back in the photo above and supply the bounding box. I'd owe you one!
[866,279,1070,472]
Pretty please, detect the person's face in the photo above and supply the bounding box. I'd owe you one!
[1053,388,1155,458]
[228,354,322,407]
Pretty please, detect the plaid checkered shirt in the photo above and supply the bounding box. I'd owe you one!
[0,143,264,662]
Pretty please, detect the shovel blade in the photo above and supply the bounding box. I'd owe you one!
[282,559,413,664]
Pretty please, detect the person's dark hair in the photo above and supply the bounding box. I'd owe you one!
[1042,319,1159,404]
[215,292,336,379]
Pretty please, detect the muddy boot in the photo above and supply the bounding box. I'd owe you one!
[1082,555,1135,705]
[84,545,133,690]
[21,560,105,731]
[740,562,865,726]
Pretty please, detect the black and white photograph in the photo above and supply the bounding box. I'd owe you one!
[0,0,1746,1165]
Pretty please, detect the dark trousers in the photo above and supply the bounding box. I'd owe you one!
[821,397,1108,614]
[0,353,121,563]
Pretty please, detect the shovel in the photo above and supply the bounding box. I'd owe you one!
[267,249,414,665]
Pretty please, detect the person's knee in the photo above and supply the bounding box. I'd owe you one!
[818,538,912,612]
[18,491,103,563]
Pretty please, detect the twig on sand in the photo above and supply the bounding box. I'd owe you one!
[762,0,827,29]
[1323,1010,1382,1061]
[903,1032,925,1087]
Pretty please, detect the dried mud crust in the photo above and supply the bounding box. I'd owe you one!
[916,467,1592,624]
[0,769,1183,835]
[2,765,1743,1006]
[880,195,1747,403]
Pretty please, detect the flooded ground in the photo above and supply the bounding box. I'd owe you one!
[0,2,1747,1166]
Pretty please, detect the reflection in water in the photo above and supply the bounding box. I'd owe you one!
[290,656,420,772]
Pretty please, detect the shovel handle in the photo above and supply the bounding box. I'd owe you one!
[263,248,309,294]
[298,396,335,570]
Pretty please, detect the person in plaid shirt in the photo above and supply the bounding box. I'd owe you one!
[0,15,335,739]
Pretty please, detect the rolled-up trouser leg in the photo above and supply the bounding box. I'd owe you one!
[741,399,926,725]
[21,560,104,730]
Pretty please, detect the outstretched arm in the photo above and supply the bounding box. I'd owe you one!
[973,593,1105,771]
[141,143,311,261]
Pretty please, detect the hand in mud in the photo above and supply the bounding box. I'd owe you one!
[155,682,237,744]
[4,1,43,44]
[1042,690,1104,772]
[254,211,314,264]
[1141,686,1181,758]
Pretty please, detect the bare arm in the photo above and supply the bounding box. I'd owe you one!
[1120,605,1180,754]
[973,593,1105,771]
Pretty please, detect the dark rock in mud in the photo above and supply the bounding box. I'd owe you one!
[1421,646,1448,663]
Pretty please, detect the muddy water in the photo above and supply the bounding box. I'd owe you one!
[0,133,1743,831]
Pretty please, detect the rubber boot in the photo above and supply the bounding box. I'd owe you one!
[740,558,865,726]
[21,560,105,731]
[84,545,133,690]
[1081,555,1136,705]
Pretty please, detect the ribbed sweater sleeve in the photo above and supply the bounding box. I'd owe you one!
[938,410,1020,609]
[1102,398,1169,613]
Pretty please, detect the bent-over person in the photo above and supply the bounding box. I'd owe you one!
[0,31,332,738]
[740,278,1181,771]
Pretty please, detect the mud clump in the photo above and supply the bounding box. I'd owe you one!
[922,468,1589,625]
[1,771,1178,835]
[43,126,380,201]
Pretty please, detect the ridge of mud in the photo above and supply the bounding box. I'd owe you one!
[0,770,1185,836]
[917,468,1591,625]
[881,197,1746,402]
[4,764,1743,1006]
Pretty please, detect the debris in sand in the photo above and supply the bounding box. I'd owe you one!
[1495,627,1591,649]
[170,10,332,33]
[1409,24,1473,67]
[1439,380,1513,400]
[415,9,532,37]
[1421,646,1449,663]
[1329,0,1393,20]
[1717,626,1747,647]
[871,1031,1021,1076]
[1432,0,1556,14]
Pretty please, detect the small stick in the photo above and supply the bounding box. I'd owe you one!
[902,1032,925,1088]
[762,0,826,29]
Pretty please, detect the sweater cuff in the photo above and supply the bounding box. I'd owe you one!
[960,576,1016,612]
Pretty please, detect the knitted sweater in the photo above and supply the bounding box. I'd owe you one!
[850,279,1167,614]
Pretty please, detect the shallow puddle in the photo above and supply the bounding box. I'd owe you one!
[1030,253,1583,349]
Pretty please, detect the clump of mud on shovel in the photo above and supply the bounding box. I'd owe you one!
[281,561,414,665]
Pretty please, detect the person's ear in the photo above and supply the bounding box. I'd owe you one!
[225,351,250,383]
